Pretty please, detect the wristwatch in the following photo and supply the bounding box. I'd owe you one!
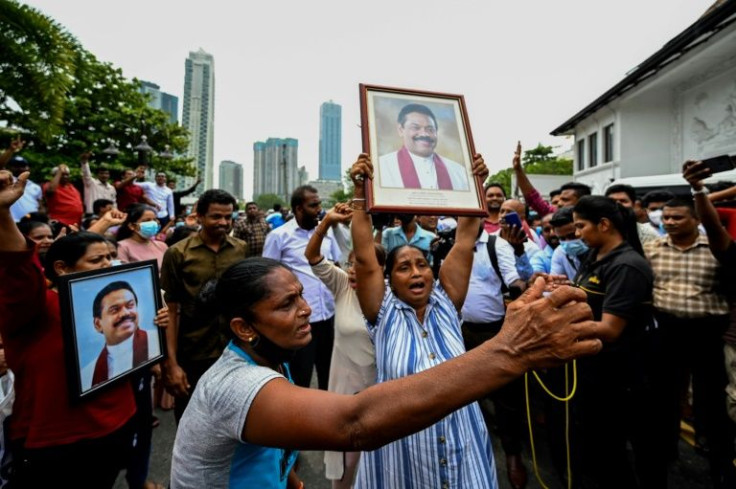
[690,186,710,196]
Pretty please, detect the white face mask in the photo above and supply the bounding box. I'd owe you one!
[110,259,123,266]
[648,209,663,227]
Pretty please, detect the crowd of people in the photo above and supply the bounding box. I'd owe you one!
[0,132,735,489]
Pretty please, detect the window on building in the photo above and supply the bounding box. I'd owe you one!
[588,133,598,168]
[577,139,585,171]
[604,124,614,162]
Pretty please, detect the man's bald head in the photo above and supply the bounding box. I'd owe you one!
[500,199,526,220]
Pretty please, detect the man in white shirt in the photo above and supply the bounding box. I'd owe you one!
[80,153,117,214]
[135,172,175,226]
[378,104,469,191]
[262,185,341,389]
[462,227,528,489]
[82,281,160,391]
[6,156,44,222]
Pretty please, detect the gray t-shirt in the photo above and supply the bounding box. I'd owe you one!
[170,347,282,489]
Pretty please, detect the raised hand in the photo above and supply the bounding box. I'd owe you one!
[350,153,373,186]
[682,160,710,190]
[512,141,522,171]
[471,153,489,181]
[9,136,25,153]
[326,202,354,224]
[0,170,29,208]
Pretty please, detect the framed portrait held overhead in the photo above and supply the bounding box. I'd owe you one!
[57,260,166,400]
[359,84,486,216]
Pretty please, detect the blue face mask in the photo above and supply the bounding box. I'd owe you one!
[535,226,543,236]
[138,221,161,239]
[560,238,589,257]
[232,212,240,220]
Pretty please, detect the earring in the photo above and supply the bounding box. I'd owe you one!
[247,335,260,348]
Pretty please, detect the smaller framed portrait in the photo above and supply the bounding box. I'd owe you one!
[57,260,165,400]
[359,84,486,216]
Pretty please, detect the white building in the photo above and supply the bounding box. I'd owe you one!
[552,1,736,195]
[182,49,215,194]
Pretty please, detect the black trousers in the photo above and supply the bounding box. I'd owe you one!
[656,311,736,487]
[174,357,219,423]
[290,317,335,390]
[126,371,153,489]
[462,319,525,456]
[9,416,135,489]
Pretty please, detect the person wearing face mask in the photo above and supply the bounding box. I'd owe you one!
[116,204,168,269]
[548,207,587,281]
[0,170,169,488]
[641,190,675,236]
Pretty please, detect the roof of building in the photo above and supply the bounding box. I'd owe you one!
[551,0,736,136]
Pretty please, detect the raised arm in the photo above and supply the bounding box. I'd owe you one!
[45,163,67,196]
[243,279,601,451]
[512,141,556,217]
[176,176,201,198]
[683,160,732,253]
[80,152,94,188]
[439,154,486,310]
[0,171,29,252]
[350,154,386,324]
[0,137,25,169]
[305,203,352,265]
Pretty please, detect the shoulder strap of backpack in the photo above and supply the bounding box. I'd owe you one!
[486,235,508,292]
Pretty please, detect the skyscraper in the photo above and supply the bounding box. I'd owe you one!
[252,138,299,203]
[182,49,215,194]
[139,81,179,124]
[219,160,243,200]
[319,101,342,181]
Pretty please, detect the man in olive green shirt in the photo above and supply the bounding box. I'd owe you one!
[161,189,248,422]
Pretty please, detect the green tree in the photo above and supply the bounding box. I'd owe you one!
[0,0,78,142]
[486,143,572,197]
[255,193,286,211]
[330,168,354,203]
[0,1,192,180]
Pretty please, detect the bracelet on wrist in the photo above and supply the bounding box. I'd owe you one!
[690,186,710,196]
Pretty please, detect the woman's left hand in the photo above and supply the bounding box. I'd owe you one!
[154,306,169,328]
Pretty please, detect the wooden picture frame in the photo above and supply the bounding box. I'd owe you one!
[359,84,486,216]
[57,260,166,399]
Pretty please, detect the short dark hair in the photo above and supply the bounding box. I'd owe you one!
[642,190,675,208]
[484,182,507,198]
[17,220,50,237]
[397,104,438,129]
[273,203,282,212]
[245,201,258,208]
[196,189,237,215]
[605,184,636,203]
[93,281,138,319]
[290,185,319,210]
[549,189,561,199]
[664,197,697,217]
[93,199,114,216]
[549,207,574,227]
[559,182,591,198]
[44,232,108,283]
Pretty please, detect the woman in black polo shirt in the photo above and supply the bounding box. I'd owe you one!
[570,195,665,489]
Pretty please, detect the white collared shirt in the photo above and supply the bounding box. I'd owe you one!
[461,232,520,323]
[378,150,470,190]
[261,219,341,322]
[81,162,118,214]
[106,335,134,380]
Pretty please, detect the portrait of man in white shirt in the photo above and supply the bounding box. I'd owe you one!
[378,103,469,191]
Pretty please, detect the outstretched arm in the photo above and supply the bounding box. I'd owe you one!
[683,160,732,253]
[0,137,25,169]
[243,279,602,451]
[439,154,486,310]
[350,154,386,324]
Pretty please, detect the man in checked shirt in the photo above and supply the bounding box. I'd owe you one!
[644,196,733,488]
[233,202,270,257]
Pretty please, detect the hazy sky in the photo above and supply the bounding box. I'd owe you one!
[24,0,715,199]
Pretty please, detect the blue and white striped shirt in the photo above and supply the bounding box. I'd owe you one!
[355,284,498,489]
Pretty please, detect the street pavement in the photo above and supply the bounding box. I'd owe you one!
[117,386,716,489]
